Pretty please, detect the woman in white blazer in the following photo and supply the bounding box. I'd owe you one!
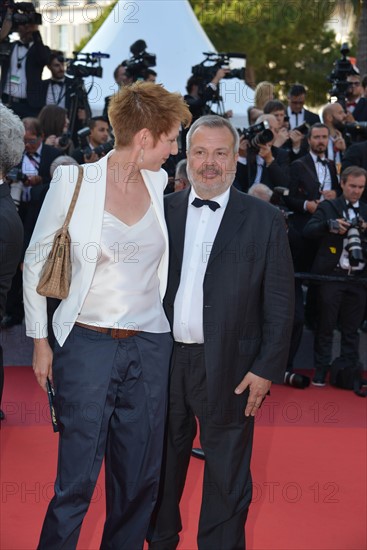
[23,82,191,550]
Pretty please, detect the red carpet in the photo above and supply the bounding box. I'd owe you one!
[1,367,366,550]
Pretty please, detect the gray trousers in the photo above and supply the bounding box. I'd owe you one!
[38,325,172,550]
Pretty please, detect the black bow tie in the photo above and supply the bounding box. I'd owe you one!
[347,202,359,212]
[51,80,64,87]
[17,41,29,50]
[317,157,328,166]
[192,197,220,212]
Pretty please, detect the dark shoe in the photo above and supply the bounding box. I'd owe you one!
[312,369,327,387]
[0,315,22,329]
[0,410,4,421]
[191,447,205,460]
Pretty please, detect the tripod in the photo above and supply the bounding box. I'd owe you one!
[68,76,92,142]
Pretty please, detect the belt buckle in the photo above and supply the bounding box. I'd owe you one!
[111,328,121,339]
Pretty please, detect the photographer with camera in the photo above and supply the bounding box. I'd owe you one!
[0,2,50,118]
[72,116,110,164]
[38,104,73,155]
[184,67,233,123]
[286,84,320,130]
[263,99,310,161]
[234,113,290,193]
[303,166,367,388]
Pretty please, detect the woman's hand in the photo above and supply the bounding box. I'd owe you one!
[45,135,58,147]
[33,338,53,392]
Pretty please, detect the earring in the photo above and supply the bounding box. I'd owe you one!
[140,148,144,163]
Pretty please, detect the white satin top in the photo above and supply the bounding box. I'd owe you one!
[78,205,170,333]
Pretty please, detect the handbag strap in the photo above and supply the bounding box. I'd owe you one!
[61,166,84,231]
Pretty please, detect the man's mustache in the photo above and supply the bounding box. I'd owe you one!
[198,163,222,176]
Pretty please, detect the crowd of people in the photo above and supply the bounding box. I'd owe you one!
[1,16,367,550]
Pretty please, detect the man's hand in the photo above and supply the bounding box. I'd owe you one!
[334,218,351,235]
[235,372,272,417]
[306,200,320,213]
[331,132,346,152]
[24,175,42,187]
[321,189,337,200]
[273,127,288,148]
[258,143,274,165]
[289,129,304,149]
[239,136,249,157]
[33,338,53,392]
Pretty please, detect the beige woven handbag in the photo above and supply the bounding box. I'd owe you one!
[36,166,83,300]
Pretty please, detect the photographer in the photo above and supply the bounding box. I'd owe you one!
[0,3,50,118]
[322,102,348,164]
[38,104,73,155]
[346,74,367,122]
[303,166,367,387]
[234,113,290,193]
[72,116,110,164]
[184,68,233,123]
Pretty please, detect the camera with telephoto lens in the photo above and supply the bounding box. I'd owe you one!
[58,131,71,149]
[242,121,274,153]
[284,371,310,389]
[192,51,246,85]
[122,39,156,82]
[77,127,114,160]
[328,216,366,266]
[344,121,367,138]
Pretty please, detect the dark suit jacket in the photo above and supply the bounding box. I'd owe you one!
[0,183,24,319]
[234,146,290,193]
[0,33,50,110]
[353,98,367,122]
[304,108,321,126]
[341,141,367,203]
[163,186,295,422]
[286,153,340,225]
[341,140,367,172]
[303,196,367,276]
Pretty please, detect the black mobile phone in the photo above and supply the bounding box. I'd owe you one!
[46,377,59,433]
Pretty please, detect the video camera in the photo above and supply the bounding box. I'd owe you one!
[67,51,109,79]
[77,127,114,160]
[327,43,355,108]
[0,1,42,29]
[192,51,246,85]
[122,39,156,81]
[241,121,273,152]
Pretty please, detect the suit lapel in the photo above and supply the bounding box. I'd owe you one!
[166,188,190,268]
[207,187,247,267]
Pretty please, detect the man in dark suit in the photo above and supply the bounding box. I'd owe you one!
[0,104,25,419]
[286,123,341,270]
[346,74,367,122]
[303,166,367,386]
[235,113,290,193]
[40,50,90,145]
[286,84,320,130]
[147,115,295,550]
[0,22,50,118]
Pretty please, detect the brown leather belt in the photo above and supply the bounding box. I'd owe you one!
[75,322,140,339]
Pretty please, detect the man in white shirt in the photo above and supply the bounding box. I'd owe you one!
[148,115,294,550]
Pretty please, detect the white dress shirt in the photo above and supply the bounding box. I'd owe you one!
[173,187,230,343]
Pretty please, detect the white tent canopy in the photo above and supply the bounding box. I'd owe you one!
[82,0,253,128]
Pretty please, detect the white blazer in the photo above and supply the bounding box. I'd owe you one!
[23,152,169,346]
